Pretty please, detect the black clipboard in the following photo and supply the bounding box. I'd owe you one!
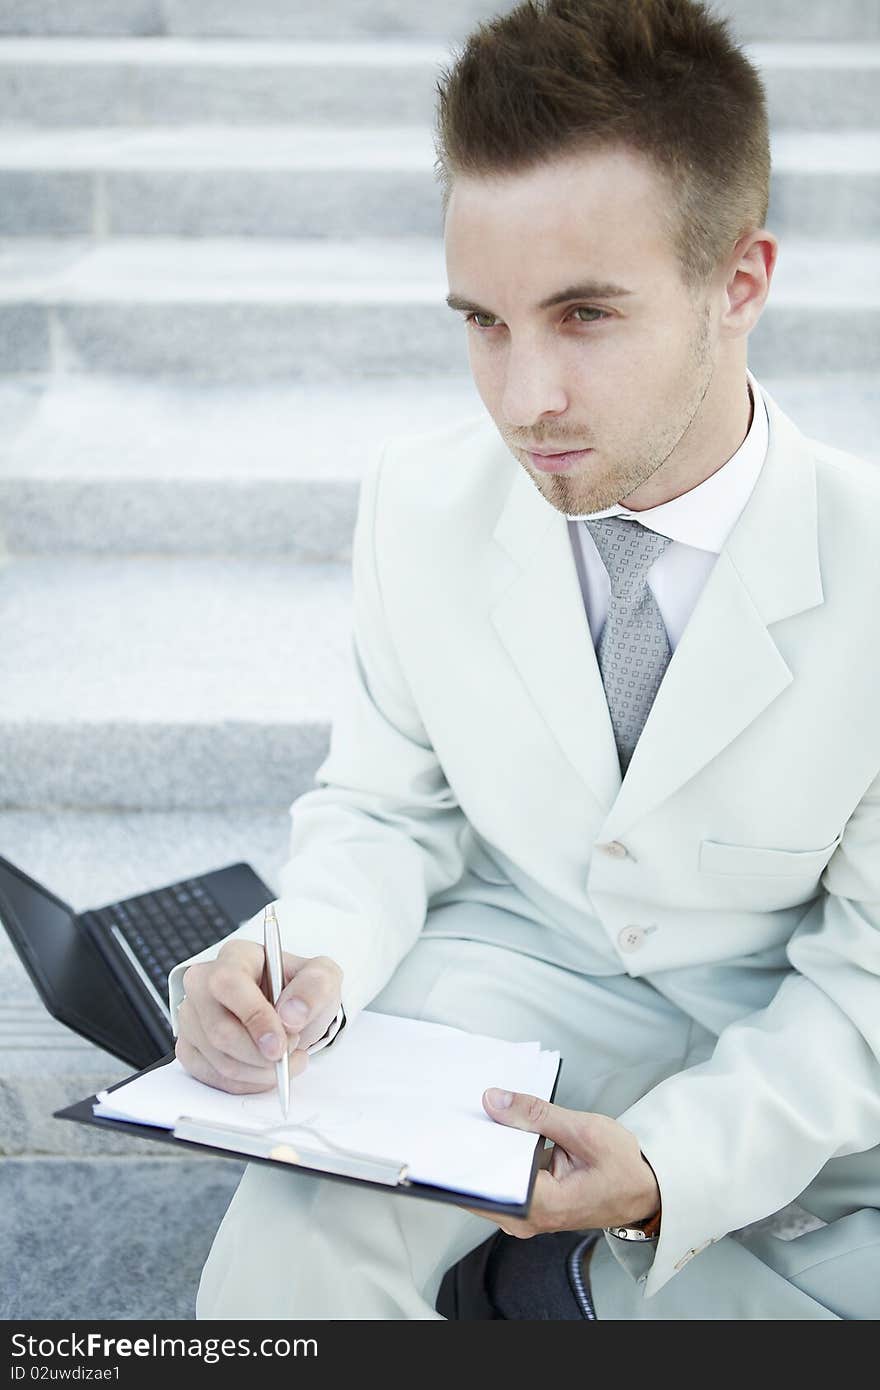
[54,1050,563,1219]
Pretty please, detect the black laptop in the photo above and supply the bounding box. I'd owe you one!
[0,855,275,1070]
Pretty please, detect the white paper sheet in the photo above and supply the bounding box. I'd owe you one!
[94,1010,562,1204]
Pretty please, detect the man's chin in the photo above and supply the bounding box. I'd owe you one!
[532,476,618,518]
[516,453,625,516]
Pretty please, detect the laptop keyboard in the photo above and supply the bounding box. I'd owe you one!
[85,878,235,1002]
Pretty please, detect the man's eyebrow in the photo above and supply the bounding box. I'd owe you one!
[445,282,635,313]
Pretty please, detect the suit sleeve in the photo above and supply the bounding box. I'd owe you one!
[168,439,469,1036]
[609,763,880,1298]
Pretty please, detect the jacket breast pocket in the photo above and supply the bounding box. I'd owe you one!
[699,833,843,878]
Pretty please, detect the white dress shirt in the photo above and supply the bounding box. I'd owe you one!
[567,369,769,652]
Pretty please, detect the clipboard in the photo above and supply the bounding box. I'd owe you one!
[54,1050,563,1219]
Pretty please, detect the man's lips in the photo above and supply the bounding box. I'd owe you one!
[524,446,594,472]
[525,446,589,456]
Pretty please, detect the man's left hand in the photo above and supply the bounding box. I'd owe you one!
[460,1088,660,1237]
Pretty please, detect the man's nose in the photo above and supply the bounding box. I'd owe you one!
[499,348,569,425]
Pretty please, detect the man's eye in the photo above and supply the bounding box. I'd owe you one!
[464,307,609,329]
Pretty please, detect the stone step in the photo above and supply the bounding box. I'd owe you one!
[1,373,877,556]
[0,374,482,555]
[0,944,150,1159]
[0,1001,136,1155]
[0,553,352,809]
[0,803,290,1155]
[0,1156,244,1318]
[0,234,465,379]
[3,236,879,380]
[0,0,499,42]
[0,37,877,130]
[3,0,878,42]
[0,124,442,238]
[2,126,878,239]
[0,805,289,911]
[1,0,878,43]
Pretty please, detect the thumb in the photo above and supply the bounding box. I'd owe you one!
[275,955,339,1041]
[275,979,311,1032]
[483,1089,581,1146]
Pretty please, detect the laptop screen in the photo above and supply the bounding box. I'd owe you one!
[0,856,152,1065]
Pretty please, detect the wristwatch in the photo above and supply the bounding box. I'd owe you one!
[605,1204,662,1242]
[306,1004,346,1055]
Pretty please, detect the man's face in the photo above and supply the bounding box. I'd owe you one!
[444,145,720,517]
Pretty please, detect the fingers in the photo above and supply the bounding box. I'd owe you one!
[175,1031,312,1096]
[182,943,292,1068]
[177,942,344,1094]
[461,1172,568,1238]
[175,1030,266,1095]
[458,1203,531,1238]
[177,997,310,1092]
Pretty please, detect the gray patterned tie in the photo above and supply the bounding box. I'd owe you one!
[583,516,674,776]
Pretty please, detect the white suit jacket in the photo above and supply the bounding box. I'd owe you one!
[169,379,880,1298]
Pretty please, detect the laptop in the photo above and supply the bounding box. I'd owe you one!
[0,855,274,1070]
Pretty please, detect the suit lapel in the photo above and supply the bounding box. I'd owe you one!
[488,385,825,838]
[490,474,624,813]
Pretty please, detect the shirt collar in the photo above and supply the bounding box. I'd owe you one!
[569,368,769,555]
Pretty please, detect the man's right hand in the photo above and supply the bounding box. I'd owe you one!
[175,938,343,1095]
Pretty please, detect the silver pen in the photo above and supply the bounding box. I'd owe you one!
[263,902,289,1119]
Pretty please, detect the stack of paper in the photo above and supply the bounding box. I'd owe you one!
[94,1010,561,1205]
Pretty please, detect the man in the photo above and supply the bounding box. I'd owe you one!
[172,0,880,1319]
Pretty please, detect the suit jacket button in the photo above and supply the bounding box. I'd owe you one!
[618,925,646,951]
[599,840,629,858]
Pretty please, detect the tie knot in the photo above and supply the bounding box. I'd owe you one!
[584,516,672,599]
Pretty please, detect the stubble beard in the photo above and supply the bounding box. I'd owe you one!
[529,304,715,519]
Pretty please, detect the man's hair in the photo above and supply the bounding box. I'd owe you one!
[433,0,771,295]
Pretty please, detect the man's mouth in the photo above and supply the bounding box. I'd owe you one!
[526,448,594,472]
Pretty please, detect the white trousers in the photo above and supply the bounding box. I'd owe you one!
[194,903,880,1320]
